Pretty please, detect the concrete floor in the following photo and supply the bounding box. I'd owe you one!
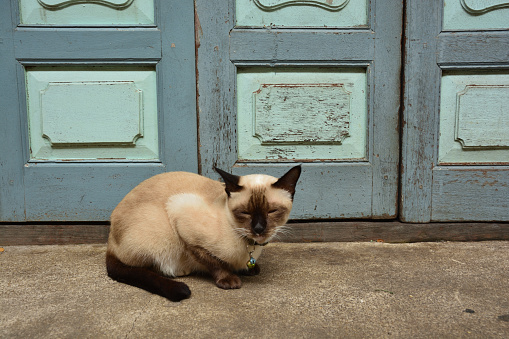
[1,241,509,338]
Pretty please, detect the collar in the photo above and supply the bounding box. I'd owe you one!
[244,237,269,247]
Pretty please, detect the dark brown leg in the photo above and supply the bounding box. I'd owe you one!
[187,245,242,289]
[106,251,191,302]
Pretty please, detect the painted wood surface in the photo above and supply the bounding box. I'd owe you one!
[432,167,509,221]
[443,0,509,30]
[400,0,442,223]
[196,0,401,219]
[438,32,509,66]
[233,164,373,219]
[25,67,159,160]
[0,0,26,221]
[0,0,197,221]
[235,0,368,27]
[14,29,162,61]
[439,72,509,164]
[19,0,154,25]
[237,68,367,161]
[230,29,374,62]
[23,164,165,220]
[253,84,351,144]
[402,0,509,222]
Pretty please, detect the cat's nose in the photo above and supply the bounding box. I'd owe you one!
[253,223,265,235]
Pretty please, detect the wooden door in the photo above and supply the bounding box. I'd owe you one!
[196,0,402,219]
[401,0,509,222]
[0,0,197,221]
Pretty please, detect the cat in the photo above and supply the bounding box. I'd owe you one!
[106,165,301,302]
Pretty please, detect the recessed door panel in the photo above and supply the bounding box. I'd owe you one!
[236,0,368,27]
[26,66,159,161]
[439,72,509,165]
[443,0,509,30]
[237,67,367,161]
[19,0,155,25]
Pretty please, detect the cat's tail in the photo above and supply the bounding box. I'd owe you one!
[106,251,191,302]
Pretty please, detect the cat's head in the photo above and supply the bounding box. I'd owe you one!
[214,166,301,245]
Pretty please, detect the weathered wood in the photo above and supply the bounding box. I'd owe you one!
[230,29,374,62]
[400,0,442,222]
[195,0,237,174]
[23,164,164,221]
[14,29,162,62]
[438,73,509,165]
[1,0,198,222]
[438,32,509,67]
[432,167,509,221]
[280,221,509,243]
[234,164,373,219]
[402,1,509,222]
[197,0,401,219]
[0,1,26,221]
[0,224,110,245]
[370,0,402,218]
[1,222,508,245]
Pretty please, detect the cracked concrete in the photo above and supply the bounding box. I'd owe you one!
[1,242,509,338]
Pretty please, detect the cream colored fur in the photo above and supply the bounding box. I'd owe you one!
[107,171,293,277]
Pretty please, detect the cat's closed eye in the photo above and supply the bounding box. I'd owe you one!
[234,209,251,219]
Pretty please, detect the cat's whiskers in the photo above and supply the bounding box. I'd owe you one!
[233,227,249,239]
[270,225,293,242]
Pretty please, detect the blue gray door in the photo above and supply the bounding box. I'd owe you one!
[401,0,509,222]
[0,0,197,221]
[196,0,402,219]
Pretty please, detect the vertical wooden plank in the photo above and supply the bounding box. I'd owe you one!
[195,0,237,176]
[158,0,199,172]
[0,1,26,221]
[400,0,441,222]
[371,0,402,218]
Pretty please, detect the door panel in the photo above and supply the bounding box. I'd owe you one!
[25,66,159,161]
[401,0,509,222]
[19,0,155,25]
[443,0,509,30]
[235,0,368,28]
[0,0,197,221]
[438,72,509,164]
[236,67,368,161]
[196,0,401,219]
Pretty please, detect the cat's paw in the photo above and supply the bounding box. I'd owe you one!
[215,274,242,289]
[162,280,191,302]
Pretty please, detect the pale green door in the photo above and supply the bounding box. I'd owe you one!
[196,0,402,219]
[0,0,197,221]
[401,0,509,221]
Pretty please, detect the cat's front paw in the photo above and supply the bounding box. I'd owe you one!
[215,274,242,289]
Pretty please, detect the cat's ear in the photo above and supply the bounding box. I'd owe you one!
[272,165,301,199]
[214,167,243,197]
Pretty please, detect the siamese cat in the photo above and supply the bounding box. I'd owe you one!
[106,166,301,302]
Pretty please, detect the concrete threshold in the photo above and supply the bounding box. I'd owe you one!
[1,242,509,338]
